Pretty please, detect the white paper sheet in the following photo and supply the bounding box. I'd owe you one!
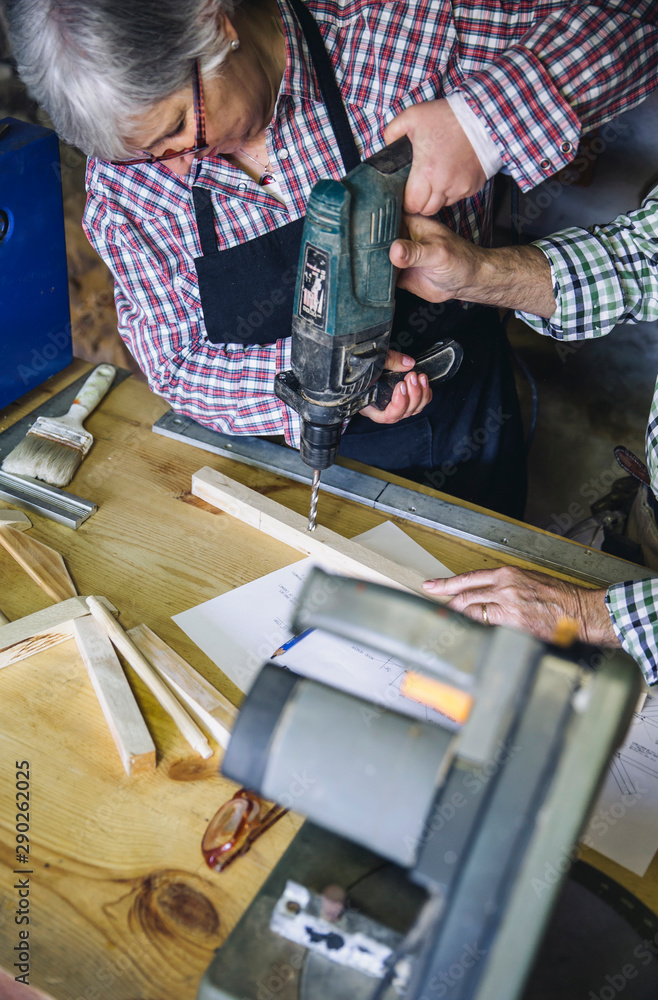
[583,693,658,876]
[173,520,455,725]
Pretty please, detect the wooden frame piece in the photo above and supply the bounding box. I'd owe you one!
[0,526,77,602]
[128,624,236,748]
[0,510,31,531]
[0,596,117,669]
[191,467,434,596]
[73,616,156,775]
[86,597,213,760]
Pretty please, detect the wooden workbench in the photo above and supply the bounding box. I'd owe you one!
[0,360,656,1000]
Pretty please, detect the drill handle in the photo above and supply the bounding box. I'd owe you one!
[372,339,464,410]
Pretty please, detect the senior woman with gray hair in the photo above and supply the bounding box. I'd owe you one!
[4,0,657,518]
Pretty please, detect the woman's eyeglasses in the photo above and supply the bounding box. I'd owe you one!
[201,788,289,873]
[110,60,209,166]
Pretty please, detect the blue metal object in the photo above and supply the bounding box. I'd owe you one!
[0,116,72,408]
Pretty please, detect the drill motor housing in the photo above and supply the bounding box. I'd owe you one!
[275,138,412,470]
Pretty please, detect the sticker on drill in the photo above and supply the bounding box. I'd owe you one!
[299,245,329,329]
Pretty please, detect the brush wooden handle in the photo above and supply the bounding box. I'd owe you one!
[86,597,213,759]
[66,364,116,427]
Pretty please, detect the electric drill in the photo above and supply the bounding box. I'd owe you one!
[274,136,462,530]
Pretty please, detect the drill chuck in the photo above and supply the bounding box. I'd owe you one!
[299,420,342,471]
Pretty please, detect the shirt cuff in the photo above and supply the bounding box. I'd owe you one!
[606,579,658,686]
[445,92,503,180]
[516,230,625,341]
[458,47,580,191]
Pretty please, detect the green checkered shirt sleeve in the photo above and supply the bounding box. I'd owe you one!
[606,579,658,686]
[517,187,658,342]
[606,388,658,685]
[515,189,658,685]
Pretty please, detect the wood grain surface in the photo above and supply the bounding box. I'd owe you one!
[0,360,656,1000]
[0,526,78,603]
[192,466,447,597]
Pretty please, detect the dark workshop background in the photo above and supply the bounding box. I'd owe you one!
[2,34,658,533]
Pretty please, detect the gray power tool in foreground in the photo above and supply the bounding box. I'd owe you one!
[197,574,647,1000]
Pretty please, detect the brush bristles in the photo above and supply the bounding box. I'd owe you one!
[2,432,83,487]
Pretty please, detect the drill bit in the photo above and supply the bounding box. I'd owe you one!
[308,469,321,531]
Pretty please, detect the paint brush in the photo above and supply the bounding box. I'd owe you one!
[2,364,116,487]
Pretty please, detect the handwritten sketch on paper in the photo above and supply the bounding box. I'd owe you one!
[173,521,455,725]
[584,694,658,876]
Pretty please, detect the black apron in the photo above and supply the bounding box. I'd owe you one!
[191,0,526,518]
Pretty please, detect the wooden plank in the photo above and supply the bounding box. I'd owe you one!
[86,597,214,760]
[0,525,77,602]
[73,616,156,775]
[191,467,440,597]
[0,509,31,530]
[0,596,117,668]
[128,624,236,748]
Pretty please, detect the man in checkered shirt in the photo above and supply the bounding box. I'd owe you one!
[5,0,658,518]
[414,187,658,685]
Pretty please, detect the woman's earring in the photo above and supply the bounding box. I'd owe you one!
[230,38,240,51]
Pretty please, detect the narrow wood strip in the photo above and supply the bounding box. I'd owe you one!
[128,624,236,748]
[0,596,117,668]
[0,510,31,531]
[0,526,77,602]
[191,467,441,597]
[73,617,156,775]
[86,597,213,760]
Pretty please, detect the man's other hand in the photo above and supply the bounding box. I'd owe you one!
[390,215,480,302]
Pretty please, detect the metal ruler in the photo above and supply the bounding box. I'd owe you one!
[153,409,656,588]
[0,367,131,528]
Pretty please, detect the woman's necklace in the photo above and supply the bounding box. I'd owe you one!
[238,147,277,186]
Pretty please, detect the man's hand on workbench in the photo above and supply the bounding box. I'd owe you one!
[360,350,432,424]
[423,566,620,646]
[385,100,486,215]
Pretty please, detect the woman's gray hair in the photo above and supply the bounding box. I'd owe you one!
[3,0,237,160]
